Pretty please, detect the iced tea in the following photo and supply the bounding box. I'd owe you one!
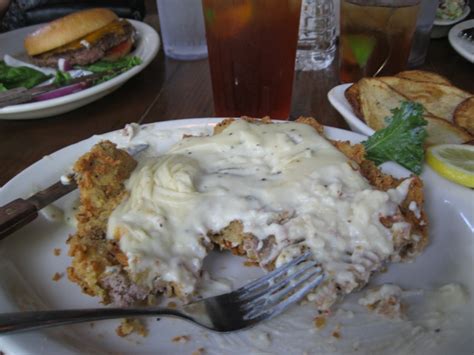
[339,0,420,83]
[202,0,302,119]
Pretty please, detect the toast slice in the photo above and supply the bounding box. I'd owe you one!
[424,115,473,146]
[379,77,472,122]
[454,97,474,135]
[395,70,451,85]
[349,78,406,130]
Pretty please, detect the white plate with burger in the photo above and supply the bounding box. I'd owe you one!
[0,9,159,120]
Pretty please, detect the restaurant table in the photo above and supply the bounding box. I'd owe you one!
[0,14,473,188]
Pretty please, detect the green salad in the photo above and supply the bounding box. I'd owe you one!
[0,55,142,95]
[436,0,466,21]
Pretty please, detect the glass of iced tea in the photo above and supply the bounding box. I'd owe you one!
[202,0,302,119]
[339,0,421,83]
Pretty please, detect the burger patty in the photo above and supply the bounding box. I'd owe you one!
[32,20,135,67]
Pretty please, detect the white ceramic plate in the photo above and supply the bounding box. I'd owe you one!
[327,83,375,136]
[0,119,472,354]
[0,20,159,120]
[448,19,474,63]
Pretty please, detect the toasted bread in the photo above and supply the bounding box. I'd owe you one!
[395,70,451,85]
[379,77,472,122]
[344,82,363,119]
[424,115,473,146]
[355,78,407,130]
[454,97,474,135]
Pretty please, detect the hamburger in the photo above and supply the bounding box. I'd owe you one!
[24,8,136,68]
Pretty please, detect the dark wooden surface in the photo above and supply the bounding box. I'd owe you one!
[0,19,473,187]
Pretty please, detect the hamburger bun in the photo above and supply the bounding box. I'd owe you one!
[24,8,118,56]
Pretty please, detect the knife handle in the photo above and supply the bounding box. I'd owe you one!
[0,199,38,241]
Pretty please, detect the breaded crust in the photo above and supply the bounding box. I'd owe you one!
[67,141,137,304]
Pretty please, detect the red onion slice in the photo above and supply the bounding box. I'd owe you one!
[33,82,89,102]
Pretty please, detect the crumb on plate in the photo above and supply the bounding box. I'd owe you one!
[192,347,205,355]
[331,324,342,339]
[52,272,63,281]
[172,335,190,344]
[116,318,148,337]
[314,315,327,330]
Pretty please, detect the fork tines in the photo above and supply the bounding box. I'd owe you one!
[237,252,325,322]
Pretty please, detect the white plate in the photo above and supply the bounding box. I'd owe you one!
[327,83,375,136]
[0,118,473,354]
[448,19,474,63]
[0,20,160,120]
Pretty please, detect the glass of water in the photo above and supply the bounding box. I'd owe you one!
[157,0,208,60]
[296,0,336,71]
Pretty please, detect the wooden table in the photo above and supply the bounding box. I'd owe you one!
[0,19,473,187]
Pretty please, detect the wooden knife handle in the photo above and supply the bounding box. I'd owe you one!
[0,199,38,241]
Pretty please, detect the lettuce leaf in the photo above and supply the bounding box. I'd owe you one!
[0,60,51,89]
[363,101,428,175]
[78,56,142,83]
[53,71,73,85]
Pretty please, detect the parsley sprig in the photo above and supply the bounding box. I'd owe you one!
[363,101,428,175]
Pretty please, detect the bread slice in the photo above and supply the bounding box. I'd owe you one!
[424,115,473,146]
[353,78,407,130]
[454,97,474,135]
[379,77,472,122]
[344,82,363,119]
[395,70,451,85]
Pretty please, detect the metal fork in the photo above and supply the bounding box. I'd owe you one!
[0,252,324,334]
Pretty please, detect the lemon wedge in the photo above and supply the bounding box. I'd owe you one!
[426,144,474,188]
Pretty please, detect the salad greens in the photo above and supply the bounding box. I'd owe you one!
[363,101,428,175]
[0,60,51,89]
[0,55,142,92]
[436,0,466,21]
[53,70,73,85]
[79,56,142,83]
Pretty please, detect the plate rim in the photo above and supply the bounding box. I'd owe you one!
[0,19,160,117]
[448,19,474,63]
[327,83,375,137]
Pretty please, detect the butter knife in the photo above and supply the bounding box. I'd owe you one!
[0,143,148,240]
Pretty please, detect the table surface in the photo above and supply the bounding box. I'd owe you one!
[0,17,473,188]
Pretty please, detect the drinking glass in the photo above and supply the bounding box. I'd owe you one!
[408,0,438,67]
[296,0,336,71]
[157,0,208,60]
[339,0,421,83]
[202,0,302,119]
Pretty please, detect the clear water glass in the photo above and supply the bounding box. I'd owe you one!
[156,0,208,60]
[408,0,438,67]
[296,0,336,71]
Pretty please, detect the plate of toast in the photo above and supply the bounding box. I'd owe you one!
[328,70,473,146]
